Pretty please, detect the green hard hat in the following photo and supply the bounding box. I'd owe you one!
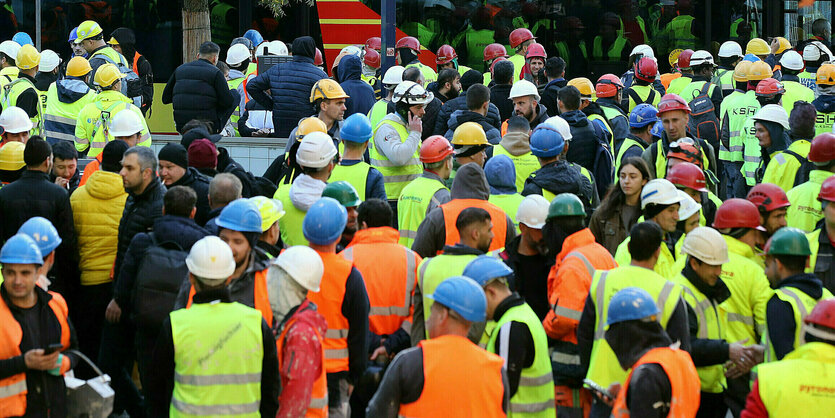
[547,193,585,219]
[322,181,362,208]
[766,227,811,256]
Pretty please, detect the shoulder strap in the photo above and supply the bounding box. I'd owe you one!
[647,88,656,104]
[627,88,644,105]
[699,82,711,97]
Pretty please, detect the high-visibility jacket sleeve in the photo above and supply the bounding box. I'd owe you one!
[373,122,422,166]
[685,300,730,367]
[543,260,590,340]
[751,270,772,335]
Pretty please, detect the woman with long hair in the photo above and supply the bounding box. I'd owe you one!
[590,157,652,254]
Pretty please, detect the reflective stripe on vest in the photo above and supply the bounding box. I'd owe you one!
[1,77,43,136]
[611,347,700,417]
[764,286,833,362]
[440,198,508,254]
[719,91,759,163]
[275,302,328,417]
[329,162,371,200]
[44,83,95,143]
[418,254,478,336]
[370,118,422,200]
[170,302,263,417]
[397,175,447,247]
[275,184,310,247]
[492,144,540,193]
[675,276,727,393]
[307,251,353,372]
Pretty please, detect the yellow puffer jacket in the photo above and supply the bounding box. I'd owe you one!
[70,170,128,286]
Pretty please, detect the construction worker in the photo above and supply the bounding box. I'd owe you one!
[780,51,815,114]
[522,124,596,208]
[74,20,132,90]
[267,245,328,417]
[482,44,508,86]
[509,28,536,83]
[78,109,146,186]
[555,17,589,79]
[592,13,631,63]
[786,134,835,232]
[397,135,452,247]
[17,216,62,292]
[523,43,548,88]
[626,57,661,113]
[435,44,471,77]
[361,48,381,100]
[799,41,830,92]
[74,63,150,157]
[761,102,816,192]
[663,0,698,51]
[542,193,616,417]
[0,40,20,87]
[329,113,386,201]
[447,121,491,187]
[569,77,615,148]
[464,256,556,417]
[267,117,328,189]
[678,50,724,115]
[813,63,835,136]
[509,79,549,129]
[148,236,280,417]
[1,44,41,136]
[0,106,32,145]
[762,227,834,362]
[605,287,700,417]
[248,196,284,258]
[614,179,685,279]
[395,36,436,86]
[595,74,629,142]
[494,116,537,193]
[300,78,349,144]
[665,49,694,96]
[321,180,361,248]
[666,161,721,226]
[368,65,403,128]
[367,275,508,416]
[619,44,661,94]
[716,41,743,97]
[579,221,690,417]
[807,176,835,293]
[224,43,250,136]
[485,154,525,229]
[719,60,760,198]
[747,183,791,236]
[615,104,657,174]
[43,56,95,145]
[734,60,775,187]
[742,87,789,187]
[302,197,370,417]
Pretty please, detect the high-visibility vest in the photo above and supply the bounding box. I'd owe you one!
[307,251,354,373]
[399,335,505,417]
[719,90,759,163]
[618,16,649,45]
[786,170,835,232]
[668,15,697,50]
[807,229,835,292]
[614,236,679,279]
[652,137,712,180]
[418,253,479,334]
[405,62,437,86]
[169,301,263,417]
[762,140,811,192]
[757,342,835,415]
[440,198,508,254]
[720,234,772,345]
[536,163,596,205]
[798,71,817,92]
[186,269,273,326]
[592,36,628,61]
[342,227,420,335]
[44,82,96,144]
[75,90,151,157]
[488,193,525,231]
[763,286,833,362]
[782,81,815,117]
[673,274,728,393]
[0,292,71,417]
[611,346,700,418]
[585,265,682,388]
[91,46,129,68]
[1,77,43,136]
[465,28,496,71]
[275,300,328,417]
[0,66,18,88]
[588,113,614,150]
[397,175,448,247]
[729,18,758,39]
[227,76,246,136]
[367,99,389,129]
[626,84,660,113]
[486,303,556,417]
[275,184,311,247]
[210,0,237,43]
[814,107,835,137]
[614,137,644,175]
[492,144,540,193]
[665,75,692,96]
[509,54,526,83]
[370,118,422,200]
[714,68,735,93]
[329,161,372,200]
[678,80,718,103]
[555,41,588,70]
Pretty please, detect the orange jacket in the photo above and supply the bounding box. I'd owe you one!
[79,152,103,186]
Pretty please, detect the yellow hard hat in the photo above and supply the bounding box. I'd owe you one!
[774,37,792,54]
[94,63,125,88]
[249,196,285,232]
[451,121,488,145]
[296,117,328,141]
[568,77,594,97]
[747,60,773,81]
[668,49,683,68]
[733,60,752,82]
[107,36,119,46]
[0,142,25,171]
[817,64,835,86]
[75,20,103,43]
[310,79,349,102]
[66,56,92,77]
[16,44,40,70]
[746,38,770,56]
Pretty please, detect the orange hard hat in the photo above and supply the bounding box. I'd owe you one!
[420,135,454,163]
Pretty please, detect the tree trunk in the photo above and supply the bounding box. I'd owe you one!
[183,0,211,63]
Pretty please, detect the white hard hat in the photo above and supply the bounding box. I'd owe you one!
[0,106,33,134]
[38,49,60,73]
[269,40,288,56]
[226,43,251,66]
[272,245,324,292]
[804,42,823,62]
[0,41,20,61]
[296,131,337,168]
[630,44,655,59]
[681,226,730,266]
[689,50,715,67]
[677,190,701,221]
[543,116,572,141]
[641,179,684,209]
[256,41,274,57]
[780,50,804,71]
[339,45,363,58]
[752,104,790,130]
[509,79,540,101]
[185,236,236,283]
[516,194,550,229]
[718,41,743,59]
[383,65,405,85]
[108,109,145,137]
[392,80,434,105]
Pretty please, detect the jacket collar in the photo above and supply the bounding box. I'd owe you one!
[723,235,762,266]
[21,170,50,181]
[681,262,731,303]
[347,227,399,247]
[130,176,162,200]
[0,283,52,311]
[492,292,525,320]
[555,228,596,262]
[192,286,233,304]
[442,243,484,256]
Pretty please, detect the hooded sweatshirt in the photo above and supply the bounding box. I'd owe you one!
[499,131,531,156]
[522,159,598,208]
[338,55,376,117]
[288,174,327,211]
[55,78,93,103]
[756,119,792,182]
[445,109,502,145]
[812,92,835,113]
[485,154,518,194]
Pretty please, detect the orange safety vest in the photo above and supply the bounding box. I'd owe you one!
[660,73,682,91]
[307,251,353,373]
[79,153,104,186]
[611,346,700,418]
[341,227,421,335]
[275,299,328,417]
[399,334,506,417]
[0,292,71,417]
[440,199,509,255]
[186,269,273,326]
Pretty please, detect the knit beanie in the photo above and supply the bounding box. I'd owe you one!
[789,101,817,140]
[461,69,484,91]
[158,143,188,169]
[101,140,129,172]
[188,139,218,169]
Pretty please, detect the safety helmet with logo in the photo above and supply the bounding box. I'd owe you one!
[677,49,694,69]
[0,142,25,171]
[16,44,39,70]
[629,103,658,128]
[517,195,549,229]
[746,38,770,56]
[0,107,33,134]
[681,226,730,265]
[818,176,835,203]
[668,49,683,68]
[463,256,513,287]
[216,198,263,233]
[452,122,488,146]
[484,44,508,62]
[296,131,337,168]
[596,74,623,98]
[340,113,373,143]
[641,178,684,209]
[529,125,565,158]
[392,80,434,106]
[713,198,766,231]
[765,227,811,256]
[747,60,773,81]
[747,183,791,213]
[303,197,348,245]
[773,37,792,54]
[0,234,43,266]
[755,79,786,98]
[509,28,536,49]
[657,93,691,115]
[733,60,752,82]
[427,276,487,322]
[752,104,790,130]
[568,77,594,97]
[296,117,328,141]
[314,48,324,66]
[186,236,235,283]
[395,36,420,54]
[630,44,655,59]
[323,181,362,208]
[310,79,350,103]
[436,45,458,65]
[635,57,658,82]
[0,41,20,61]
[39,50,61,73]
[18,217,62,256]
[718,41,743,59]
[689,50,715,68]
[273,245,324,292]
[509,79,540,101]
[547,192,585,219]
[666,139,703,168]
[94,63,125,88]
[66,56,92,78]
[607,287,660,326]
[666,162,707,192]
[543,116,573,141]
[420,135,453,163]
[779,50,804,72]
[803,299,835,341]
[809,132,835,163]
[75,21,103,43]
[226,43,251,66]
[363,48,381,69]
[677,190,701,221]
[816,64,835,86]
[526,43,547,60]
[68,27,79,44]
[249,196,285,232]
[365,37,382,51]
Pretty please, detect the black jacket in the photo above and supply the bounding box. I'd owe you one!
[522,160,598,209]
[766,273,828,361]
[540,79,565,117]
[162,58,236,133]
[421,96,443,141]
[528,103,550,130]
[34,71,59,92]
[490,294,536,397]
[171,168,211,226]
[13,73,40,118]
[444,110,502,145]
[490,83,515,122]
[562,110,601,173]
[496,236,553,321]
[681,264,731,367]
[434,95,502,135]
[114,177,166,282]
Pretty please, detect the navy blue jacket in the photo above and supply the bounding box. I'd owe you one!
[444,110,502,145]
[162,58,237,133]
[338,55,376,117]
[434,95,502,135]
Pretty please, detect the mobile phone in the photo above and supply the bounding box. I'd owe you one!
[583,378,613,399]
[43,343,63,355]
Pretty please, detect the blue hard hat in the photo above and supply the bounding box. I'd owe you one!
[18,217,62,255]
[427,276,487,322]
[303,197,348,245]
[0,234,43,265]
[651,120,664,138]
[629,104,658,128]
[463,256,514,287]
[529,125,565,158]
[13,32,33,46]
[340,113,373,143]
[216,198,263,233]
[606,287,660,326]
[743,53,761,62]
[243,29,264,48]
[68,27,79,43]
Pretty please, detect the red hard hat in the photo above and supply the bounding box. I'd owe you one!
[635,57,658,82]
[805,298,835,330]
[747,183,791,212]
[678,49,694,69]
[809,132,835,163]
[484,43,508,62]
[363,48,380,69]
[526,43,547,60]
[596,74,623,98]
[314,48,324,66]
[365,37,381,51]
[509,28,536,49]
[755,78,786,96]
[566,16,585,30]
[396,36,420,53]
[436,44,458,65]
[713,198,767,230]
[667,141,702,167]
[420,135,454,163]
[819,176,835,202]
[666,162,707,192]
[490,56,507,73]
[657,93,692,115]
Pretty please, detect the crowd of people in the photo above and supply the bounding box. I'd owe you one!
[1,11,835,418]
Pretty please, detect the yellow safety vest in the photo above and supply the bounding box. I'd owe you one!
[757,342,835,415]
[488,193,525,232]
[367,99,389,129]
[508,54,526,84]
[614,235,679,279]
[668,15,697,50]
[405,62,437,87]
[786,170,835,232]
[492,144,540,193]
[627,84,661,113]
[418,253,478,336]
[74,90,151,157]
[370,117,422,200]
[592,36,628,61]
[227,76,246,136]
[1,77,43,136]
[720,235,772,346]
[464,28,496,72]
[781,81,815,118]
[329,161,371,200]
[762,140,811,192]
[274,184,310,247]
[614,137,644,175]
[397,175,448,248]
[666,76,692,96]
[763,286,833,362]
[44,82,96,144]
[815,108,835,137]
[0,66,18,88]
[719,90,759,163]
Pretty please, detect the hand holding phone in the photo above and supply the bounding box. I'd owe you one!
[44,343,63,355]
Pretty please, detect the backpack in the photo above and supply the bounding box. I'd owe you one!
[131,233,190,330]
[627,88,657,108]
[588,120,615,197]
[782,149,816,187]
[686,83,721,155]
[92,53,143,106]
